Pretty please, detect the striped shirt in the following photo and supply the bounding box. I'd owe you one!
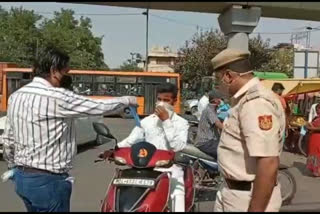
[3,77,130,173]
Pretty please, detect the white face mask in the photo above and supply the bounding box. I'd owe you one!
[217,70,253,98]
[155,101,174,119]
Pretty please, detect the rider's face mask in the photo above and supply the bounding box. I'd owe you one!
[155,101,174,119]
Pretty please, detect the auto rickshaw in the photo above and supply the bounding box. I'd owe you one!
[262,78,320,156]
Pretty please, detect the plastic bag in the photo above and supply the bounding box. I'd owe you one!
[1,168,16,182]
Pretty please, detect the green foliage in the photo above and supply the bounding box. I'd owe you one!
[258,48,294,77]
[117,60,143,71]
[0,6,42,67]
[0,7,108,70]
[116,53,144,71]
[174,29,227,84]
[175,30,293,86]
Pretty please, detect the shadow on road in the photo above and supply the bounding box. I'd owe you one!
[77,141,99,154]
[195,188,217,202]
[292,161,314,177]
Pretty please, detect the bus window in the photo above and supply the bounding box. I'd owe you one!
[169,77,177,85]
[92,75,115,96]
[95,83,115,96]
[116,76,136,83]
[143,76,167,84]
[72,75,93,95]
[115,83,143,96]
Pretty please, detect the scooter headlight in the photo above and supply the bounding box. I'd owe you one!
[155,160,171,167]
[114,156,127,165]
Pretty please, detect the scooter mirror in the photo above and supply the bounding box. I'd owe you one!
[92,122,116,140]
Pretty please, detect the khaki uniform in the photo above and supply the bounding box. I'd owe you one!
[211,49,286,212]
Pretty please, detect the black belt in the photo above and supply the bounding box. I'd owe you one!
[225,179,252,191]
[16,166,66,176]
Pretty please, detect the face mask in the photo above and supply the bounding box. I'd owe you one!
[218,74,233,98]
[155,101,174,119]
[217,70,253,98]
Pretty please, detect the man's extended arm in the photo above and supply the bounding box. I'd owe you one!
[56,89,136,118]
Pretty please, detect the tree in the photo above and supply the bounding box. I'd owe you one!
[116,53,143,71]
[248,34,273,70]
[175,30,273,84]
[0,7,109,69]
[39,9,108,70]
[0,6,42,67]
[174,29,227,84]
[118,60,143,71]
[259,47,294,77]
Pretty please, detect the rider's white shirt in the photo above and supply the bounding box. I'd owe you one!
[118,112,189,210]
[197,95,209,120]
[118,113,189,152]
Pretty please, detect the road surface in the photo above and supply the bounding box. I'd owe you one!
[0,118,319,212]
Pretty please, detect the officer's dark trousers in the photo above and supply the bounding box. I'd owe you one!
[13,168,72,212]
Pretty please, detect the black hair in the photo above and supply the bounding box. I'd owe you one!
[60,75,73,90]
[272,83,285,92]
[156,83,178,98]
[33,46,70,78]
[208,90,223,101]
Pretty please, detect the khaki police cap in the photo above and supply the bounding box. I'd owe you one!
[211,48,250,71]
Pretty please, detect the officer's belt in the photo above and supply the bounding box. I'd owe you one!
[225,179,252,191]
[225,178,278,191]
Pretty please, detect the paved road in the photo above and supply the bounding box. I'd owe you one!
[0,118,320,212]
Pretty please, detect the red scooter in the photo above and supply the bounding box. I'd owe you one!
[93,122,195,212]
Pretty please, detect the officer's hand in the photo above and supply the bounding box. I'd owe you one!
[155,106,169,121]
[122,96,138,107]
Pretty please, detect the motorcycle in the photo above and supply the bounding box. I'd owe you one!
[92,122,197,212]
[182,114,296,206]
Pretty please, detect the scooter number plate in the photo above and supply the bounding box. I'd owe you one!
[113,178,156,188]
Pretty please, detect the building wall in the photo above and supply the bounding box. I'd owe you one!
[141,46,178,72]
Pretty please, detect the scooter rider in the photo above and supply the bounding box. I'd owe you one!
[112,83,189,212]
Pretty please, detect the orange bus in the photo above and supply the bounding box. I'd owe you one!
[0,68,182,117]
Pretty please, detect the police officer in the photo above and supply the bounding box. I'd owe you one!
[211,48,286,212]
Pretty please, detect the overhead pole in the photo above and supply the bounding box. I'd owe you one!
[143,8,149,72]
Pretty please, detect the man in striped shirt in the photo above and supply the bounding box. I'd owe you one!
[2,47,137,212]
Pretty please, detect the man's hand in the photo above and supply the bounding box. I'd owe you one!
[98,150,114,160]
[155,105,169,121]
[122,96,138,107]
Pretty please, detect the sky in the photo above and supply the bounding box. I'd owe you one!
[1,2,320,69]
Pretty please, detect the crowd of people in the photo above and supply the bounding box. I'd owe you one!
[1,45,319,212]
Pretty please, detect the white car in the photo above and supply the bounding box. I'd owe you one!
[184,99,199,115]
[0,115,104,155]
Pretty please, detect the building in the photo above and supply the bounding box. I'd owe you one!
[138,46,178,72]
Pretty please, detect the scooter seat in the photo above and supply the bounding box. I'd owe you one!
[177,144,216,162]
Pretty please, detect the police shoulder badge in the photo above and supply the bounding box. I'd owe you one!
[258,115,272,131]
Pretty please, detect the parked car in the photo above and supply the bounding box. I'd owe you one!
[0,115,104,156]
[184,99,199,115]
